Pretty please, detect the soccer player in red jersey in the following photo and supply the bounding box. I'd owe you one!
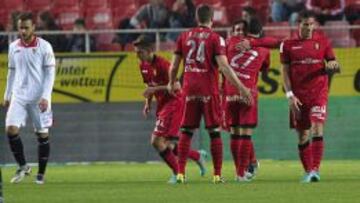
[280,11,340,183]
[225,18,270,182]
[134,37,207,184]
[168,4,252,184]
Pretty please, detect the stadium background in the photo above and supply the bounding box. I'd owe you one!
[0,1,359,203]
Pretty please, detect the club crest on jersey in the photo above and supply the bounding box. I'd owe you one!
[314,43,320,50]
[32,48,37,53]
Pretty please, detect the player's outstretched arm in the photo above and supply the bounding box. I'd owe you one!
[216,55,252,106]
[167,54,182,95]
[236,37,281,52]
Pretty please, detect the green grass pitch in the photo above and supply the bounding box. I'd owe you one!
[2,160,360,203]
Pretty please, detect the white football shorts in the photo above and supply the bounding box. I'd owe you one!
[6,99,53,133]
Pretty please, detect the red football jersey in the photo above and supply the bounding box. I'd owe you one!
[175,26,226,96]
[225,36,270,95]
[139,55,180,113]
[280,33,335,102]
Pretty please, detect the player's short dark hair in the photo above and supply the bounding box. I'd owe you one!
[298,10,316,21]
[196,4,213,24]
[133,35,154,50]
[18,12,34,22]
[243,6,257,16]
[74,18,85,27]
[247,17,263,35]
[232,19,248,34]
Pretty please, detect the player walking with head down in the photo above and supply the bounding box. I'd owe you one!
[134,36,207,184]
[4,12,56,184]
[168,4,252,184]
[280,11,340,183]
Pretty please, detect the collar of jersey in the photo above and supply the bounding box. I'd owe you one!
[19,36,38,48]
[198,25,211,29]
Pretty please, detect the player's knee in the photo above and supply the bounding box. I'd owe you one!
[299,134,311,144]
[297,130,310,144]
[240,128,253,136]
[312,131,323,137]
[6,126,19,136]
[151,136,166,151]
[311,124,323,137]
[150,136,157,147]
[230,127,240,135]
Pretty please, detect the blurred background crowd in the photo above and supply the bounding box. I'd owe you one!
[0,0,359,52]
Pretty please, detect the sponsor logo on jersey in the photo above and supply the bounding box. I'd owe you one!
[291,46,302,50]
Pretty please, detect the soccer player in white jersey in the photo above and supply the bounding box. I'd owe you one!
[3,12,56,185]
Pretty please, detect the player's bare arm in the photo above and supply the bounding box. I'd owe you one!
[216,55,253,106]
[281,63,302,118]
[143,96,153,118]
[167,54,182,95]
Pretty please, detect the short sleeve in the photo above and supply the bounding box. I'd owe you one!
[213,34,226,56]
[279,41,290,64]
[43,42,56,67]
[174,32,183,55]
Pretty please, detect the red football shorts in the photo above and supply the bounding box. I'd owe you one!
[181,95,221,129]
[290,103,327,130]
[225,94,258,128]
[153,98,183,138]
